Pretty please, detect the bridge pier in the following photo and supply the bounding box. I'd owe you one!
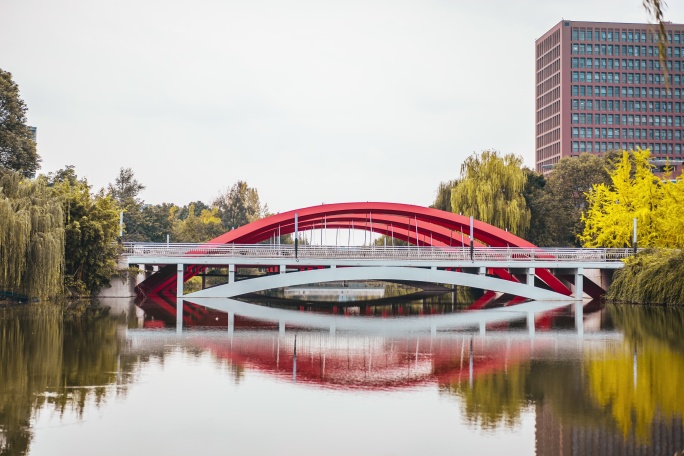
[526,268,535,285]
[575,267,584,299]
[177,263,184,297]
[228,311,234,336]
[229,264,235,284]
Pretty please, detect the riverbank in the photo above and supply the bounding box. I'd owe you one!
[607,249,684,306]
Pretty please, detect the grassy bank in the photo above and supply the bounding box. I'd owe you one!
[608,250,684,306]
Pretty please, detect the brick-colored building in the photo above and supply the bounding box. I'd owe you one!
[535,20,684,174]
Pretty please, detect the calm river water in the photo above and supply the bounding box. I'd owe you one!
[1,295,683,455]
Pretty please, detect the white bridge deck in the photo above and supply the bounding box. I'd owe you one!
[123,243,632,269]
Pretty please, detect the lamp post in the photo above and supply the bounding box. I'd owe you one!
[633,217,637,254]
[469,216,474,261]
[294,213,299,259]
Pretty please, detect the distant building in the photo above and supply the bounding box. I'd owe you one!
[535,20,684,174]
[28,126,36,142]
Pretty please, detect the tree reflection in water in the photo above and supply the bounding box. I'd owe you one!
[439,305,684,450]
[586,305,684,442]
[0,302,140,455]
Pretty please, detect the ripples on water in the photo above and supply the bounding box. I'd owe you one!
[1,295,683,455]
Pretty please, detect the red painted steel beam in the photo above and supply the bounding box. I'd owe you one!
[137,203,571,297]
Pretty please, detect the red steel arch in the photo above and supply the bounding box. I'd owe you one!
[137,202,571,298]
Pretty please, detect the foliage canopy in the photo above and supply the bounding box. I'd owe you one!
[0,69,40,178]
[580,149,684,249]
[0,172,64,299]
[450,150,530,237]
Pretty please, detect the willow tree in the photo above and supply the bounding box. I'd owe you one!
[450,151,530,237]
[430,179,458,213]
[0,172,64,299]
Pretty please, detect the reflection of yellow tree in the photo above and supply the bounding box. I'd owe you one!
[441,363,530,429]
[586,306,684,441]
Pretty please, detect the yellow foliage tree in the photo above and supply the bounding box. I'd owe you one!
[580,149,684,248]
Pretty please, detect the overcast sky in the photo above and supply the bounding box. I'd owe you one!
[2,0,683,213]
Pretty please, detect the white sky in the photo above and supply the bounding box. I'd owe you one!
[2,0,683,212]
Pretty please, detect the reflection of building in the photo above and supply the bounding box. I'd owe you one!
[535,402,684,455]
[535,21,684,174]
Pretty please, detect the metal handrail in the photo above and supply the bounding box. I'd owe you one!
[121,243,635,262]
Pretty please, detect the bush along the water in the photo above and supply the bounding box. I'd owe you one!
[607,249,684,305]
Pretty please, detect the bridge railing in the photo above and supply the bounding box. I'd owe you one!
[122,243,635,262]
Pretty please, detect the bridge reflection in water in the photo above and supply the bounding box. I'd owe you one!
[133,293,608,391]
[127,297,684,455]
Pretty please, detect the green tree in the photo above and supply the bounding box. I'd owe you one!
[450,150,530,237]
[175,200,211,221]
[171,203,225,243]
[529,154,612,247]
[0,69,40,178]
[522,168,555,246]
[137,203,175,242]
[108,168,145,241]
[0,172,64,300]
[430,179,458,213]
[48,168,120,295]
[213,181,267,230]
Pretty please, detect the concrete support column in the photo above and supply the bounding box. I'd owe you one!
[228,311,234,336]
[526,268,535,286]
[136,264,147,287]
[479,321,486,336]
[176,264,184,333]
[228,264,235,284]
[176,264,184,297]
[478,267,486,276]
[575,267,584,300]
[279,320,285,336]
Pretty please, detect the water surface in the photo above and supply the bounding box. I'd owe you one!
[1,298,683,455]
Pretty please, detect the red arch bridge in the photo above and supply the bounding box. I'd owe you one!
[130,202,629,305]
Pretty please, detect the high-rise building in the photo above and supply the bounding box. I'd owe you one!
[535,20,684,174]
